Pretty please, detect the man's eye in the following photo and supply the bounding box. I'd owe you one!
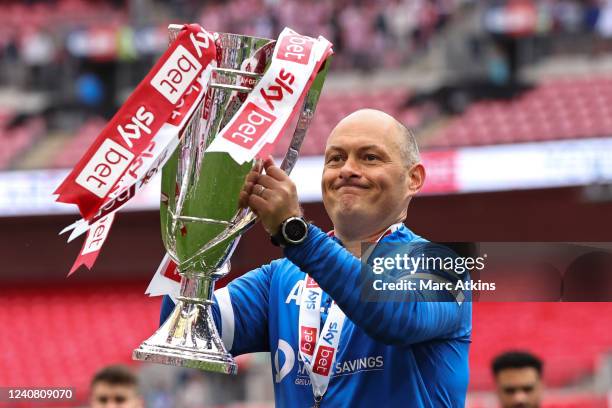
[326,155,342,163]
[364,154,379,161]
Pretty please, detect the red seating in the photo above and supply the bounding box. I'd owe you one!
[52,117,106,168]
[50,89,416,168]
[271,88,414,157]
[0,116,45,169]
[0,283,161,403]
[427,76,612,148]
[470,302,612,390]
[0,0,127,31]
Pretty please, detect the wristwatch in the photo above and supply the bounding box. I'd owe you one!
[271,216,309,247]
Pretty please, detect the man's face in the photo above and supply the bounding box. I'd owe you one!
[495,368,543,408]
[90,382,143,408]
[322,116,418,231]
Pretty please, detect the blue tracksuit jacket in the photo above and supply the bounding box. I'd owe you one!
[161,224,471,407]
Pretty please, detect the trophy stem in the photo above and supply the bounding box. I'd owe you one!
[133,268,237,374]
[178,270,217,303]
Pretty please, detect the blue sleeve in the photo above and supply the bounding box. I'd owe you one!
[160,295,177,326]
[159,263,274,356]
[284,225,470,346]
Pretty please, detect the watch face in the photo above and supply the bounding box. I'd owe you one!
[284,218,307,242]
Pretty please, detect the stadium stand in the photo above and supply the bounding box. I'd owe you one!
[0,113,45,170]
[52,116,107,168]
[2,287,611,405]
[0,283,160,402]
[470,302,612,390]
[426,76,612,148]
[0,0,126,29]
[19,74,612,169]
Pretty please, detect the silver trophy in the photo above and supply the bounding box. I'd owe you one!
[132,26,329,374]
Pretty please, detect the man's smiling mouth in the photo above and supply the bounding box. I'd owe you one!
[336,185,368,193]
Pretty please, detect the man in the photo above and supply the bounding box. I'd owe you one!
[90,365,144,408]
[492,351,544,408]
[161,109,472,407]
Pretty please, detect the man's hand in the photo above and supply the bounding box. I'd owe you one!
[239,156,302,235]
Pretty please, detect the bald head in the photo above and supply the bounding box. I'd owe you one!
[330,109,420,166]
[322,108,426,243]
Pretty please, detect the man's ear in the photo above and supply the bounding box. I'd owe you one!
[406,163,425,196]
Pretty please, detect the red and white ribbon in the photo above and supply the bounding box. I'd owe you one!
[68,213,116,276]
[297,223,403,400]
[205,27,333,164]
[145,253,182,301]
[61,69,211,242]
[60,27,333,277]
[55,24,216,220]
[57,25,216,275]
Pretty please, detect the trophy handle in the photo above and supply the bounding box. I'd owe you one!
[280,58,331,174]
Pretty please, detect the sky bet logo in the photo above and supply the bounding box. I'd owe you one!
[322,322,339,346]
[151,45,202,104]
[313,345,335,376]
[75,139,134,198]
[223,103,276,148]
[304,289,319,310]
[277,35,314,65]
[74,106,154,198]
[300,326,317,356]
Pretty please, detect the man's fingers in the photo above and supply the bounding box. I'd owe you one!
[248,194,268,215]
[244,170,259,185]
[263,156,289,181]
[242,181,255,195]
[238,190,250,208]
[257,174,281,189]
[262,156,275,169]
[255,158,264,173]
[243,159,263,186]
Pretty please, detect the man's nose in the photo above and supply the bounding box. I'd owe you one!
[512,390,528,403]
[339,156,360,179]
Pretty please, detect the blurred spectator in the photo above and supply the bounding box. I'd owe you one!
[492,351,544,408]
[175,371,209,408]
[90,364,144,408]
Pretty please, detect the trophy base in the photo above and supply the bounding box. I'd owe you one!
[133,292,237,375]
[133,344,237,374]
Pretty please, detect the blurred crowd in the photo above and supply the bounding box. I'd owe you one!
[7,0,612,92]
[194,0,468,70]
[0,0,470,85]
[483,0,612,38]
[6,0,612,85]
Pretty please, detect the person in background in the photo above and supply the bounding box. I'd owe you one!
[90,365,144,408]
[492,351,544,408]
